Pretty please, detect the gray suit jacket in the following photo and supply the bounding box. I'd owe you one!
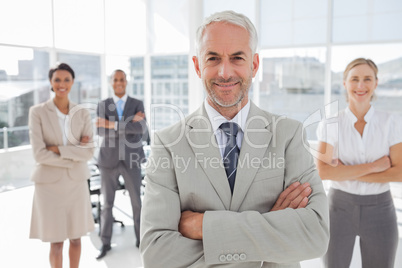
[96,96,149,169]
[140,102,329,268]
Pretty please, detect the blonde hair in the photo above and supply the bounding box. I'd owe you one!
[343,58,378,81]
[343,58,378,102]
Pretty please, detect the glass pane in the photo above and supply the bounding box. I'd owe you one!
[373,0,402,12]
[333,0,402,43]
[204,0,256,22]
[54,0,104,53]
[333,0,368,17]
[57,53,101,105]
[372,13,402,41]
[260,0,327,47]
[259,47,327,140]
[0,0,53,47]
[105,0,146,55]
[152,0,190,54]
[331,44,402,116]
[0,46,50,132]
[150,55,188,131]
[333,15,369,43]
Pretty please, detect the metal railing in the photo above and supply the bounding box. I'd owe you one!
[0,126,30,150]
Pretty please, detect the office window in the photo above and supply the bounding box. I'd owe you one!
[333,0,402,43]
[53,0,104,53]
[152,0,189,54]
[0,0,52,47]
[0,46,50,148]
[331,44,402,116]
[150,55,188,131]
[105,0,146,55]
[259,47,326,139]
[260,0,327,47]
[204,0,256,23]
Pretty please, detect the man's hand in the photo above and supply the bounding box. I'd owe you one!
[270,181,311,212]
[178,211,204,240]
[96,117,115,129]
[133,111,145,122]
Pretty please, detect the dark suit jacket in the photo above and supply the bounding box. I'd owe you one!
[96,96,149,169]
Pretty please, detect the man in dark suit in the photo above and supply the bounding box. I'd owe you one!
[95,69,148,259]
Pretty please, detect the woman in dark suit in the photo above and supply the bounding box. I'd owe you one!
[29,63,95,268]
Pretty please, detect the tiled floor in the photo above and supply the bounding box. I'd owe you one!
[1,186,402,268]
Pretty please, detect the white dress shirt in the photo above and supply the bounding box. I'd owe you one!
[204,100,250,158]
[112,93,128,112]
[317,106,402,195]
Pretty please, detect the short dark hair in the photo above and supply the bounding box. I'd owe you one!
[111,69,127,80]
[48,63,75,81]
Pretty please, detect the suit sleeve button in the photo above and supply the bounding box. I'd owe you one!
[233,253,240,261]
[239,253,247,261]
[219,254,226,262]
[226,254,233,261]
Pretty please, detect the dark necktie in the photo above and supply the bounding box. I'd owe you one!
[220,122,240,194]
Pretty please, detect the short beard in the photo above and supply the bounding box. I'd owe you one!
[205,76,251,108]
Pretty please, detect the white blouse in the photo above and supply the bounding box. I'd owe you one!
[317,106,402,195]
[55,107,70,146]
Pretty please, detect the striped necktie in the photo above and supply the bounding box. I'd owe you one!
[220,122,240,194]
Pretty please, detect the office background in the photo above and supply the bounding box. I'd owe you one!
[1,1,402,267]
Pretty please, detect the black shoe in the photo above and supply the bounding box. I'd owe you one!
[96,244,111,260]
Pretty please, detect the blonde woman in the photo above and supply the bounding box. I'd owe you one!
[317,58,402,268]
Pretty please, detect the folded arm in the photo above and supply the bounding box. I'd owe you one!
[141,125,329,266]
[57,110,95,162]
[316,141,402,183]
[29,107,73,168]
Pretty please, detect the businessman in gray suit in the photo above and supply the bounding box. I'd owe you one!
[140,11,329,268]
[95,70,149,259]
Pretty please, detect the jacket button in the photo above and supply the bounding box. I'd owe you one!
[233,253,240,261]
[239,253,247,261]
[219,254,226,262]
[226,254,233,261]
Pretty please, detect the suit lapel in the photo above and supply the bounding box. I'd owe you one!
[44,99,64,145]
[186,106,232,210]
[123,96,132,117]
[230,102,273,211]
[110,98,119,120]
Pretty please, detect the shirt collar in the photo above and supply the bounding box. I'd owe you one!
[204,99,250,134]
[112,93,128,103]
[345,105,375,123]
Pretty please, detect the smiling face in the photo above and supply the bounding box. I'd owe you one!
[111,70,127,98]
[344,63,378,106]
[50,70,74,99]
[192,22,259,115]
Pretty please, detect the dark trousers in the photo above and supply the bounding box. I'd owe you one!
[323,188,398,268]
[99,161,142,245]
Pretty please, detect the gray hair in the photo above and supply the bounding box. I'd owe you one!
[195,10,258,56]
